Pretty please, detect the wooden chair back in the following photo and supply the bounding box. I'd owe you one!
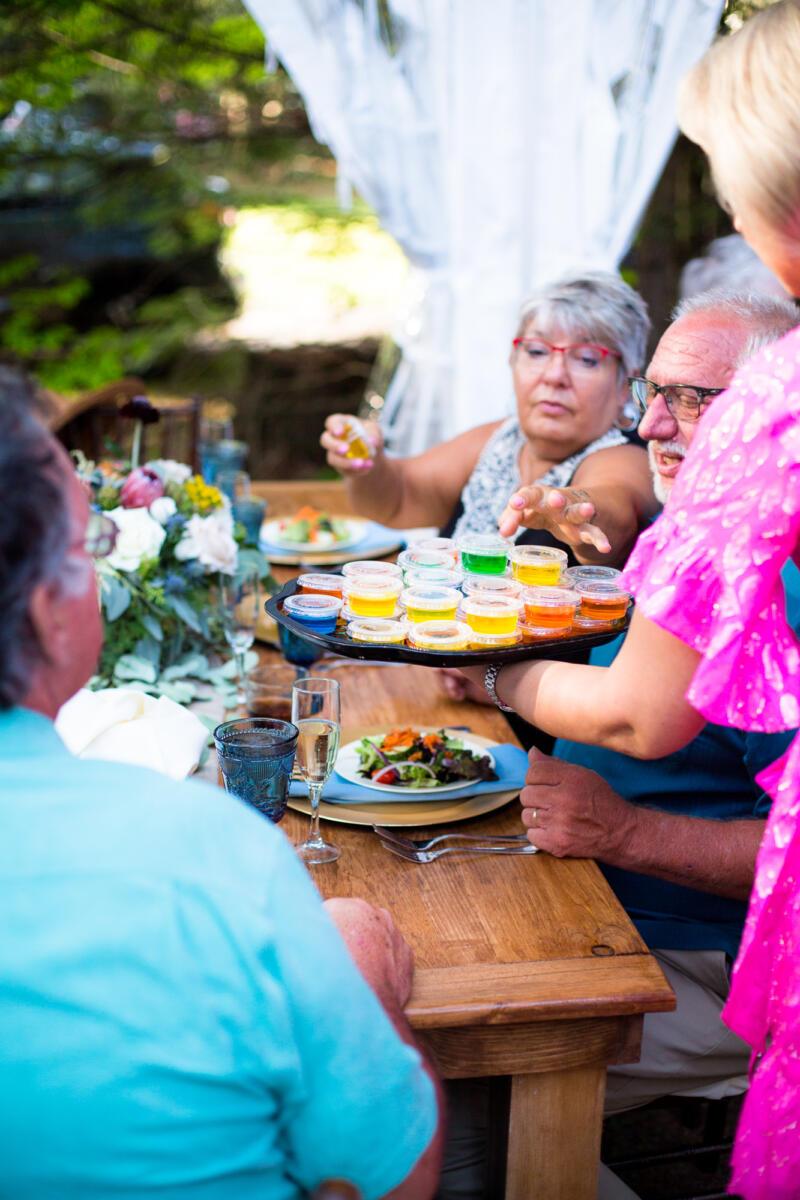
[49,379,201,472]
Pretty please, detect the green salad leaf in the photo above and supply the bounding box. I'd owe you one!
[356,728,497,789]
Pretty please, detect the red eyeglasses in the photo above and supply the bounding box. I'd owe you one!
[512,337,621,373]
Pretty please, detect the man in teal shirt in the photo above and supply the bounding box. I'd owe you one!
[0,381,442,1199]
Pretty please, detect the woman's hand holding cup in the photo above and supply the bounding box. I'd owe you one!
[321,414,383,475]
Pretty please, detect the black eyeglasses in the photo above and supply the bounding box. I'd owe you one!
[628,377,726,424]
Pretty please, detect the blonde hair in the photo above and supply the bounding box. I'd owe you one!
[678,1,800,236]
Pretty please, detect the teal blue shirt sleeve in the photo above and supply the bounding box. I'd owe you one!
[256,842,436,1198]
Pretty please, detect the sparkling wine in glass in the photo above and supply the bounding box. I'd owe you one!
[291,676,341,864]
[220,565,260,708]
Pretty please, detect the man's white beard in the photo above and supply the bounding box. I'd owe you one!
[648,440,686,505]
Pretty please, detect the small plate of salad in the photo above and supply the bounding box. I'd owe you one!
[263,507,364,551]
[335,727,497,795]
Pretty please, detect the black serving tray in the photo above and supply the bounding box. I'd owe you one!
[266,578,628,668]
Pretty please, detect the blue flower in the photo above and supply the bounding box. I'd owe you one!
[166,513,187,535]
[182,559,206,580]
[164,573,188,595]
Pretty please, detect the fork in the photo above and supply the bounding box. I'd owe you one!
[380,841,537,863]
[373,825,529,852]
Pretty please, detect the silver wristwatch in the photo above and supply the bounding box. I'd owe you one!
[484,663,514,712]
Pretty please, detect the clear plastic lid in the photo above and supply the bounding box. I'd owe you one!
[341,559,402,580]
[468,630,522,648]
[346,617,407,644]
[509,544,568,566]
[574,581,631,602]
[401,585,460,611]
[461,593,523,618]
[284,593,343,619]
[342,576,403,599]
[408,619,472,651]
[457,532,511,557]
[413,536,457,560]
[296,572,345,593]
[521,585,579,608]
[461,573,521,597]
[397,547,454,574]
[519,621,573,640]
[404,566,463,588]
[563,565,621,586]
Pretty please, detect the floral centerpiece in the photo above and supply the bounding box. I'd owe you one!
[76,452,274,707]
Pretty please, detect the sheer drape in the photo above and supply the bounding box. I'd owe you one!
[244,0,723,452]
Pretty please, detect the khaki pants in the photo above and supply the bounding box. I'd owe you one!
[437,949,751,1200]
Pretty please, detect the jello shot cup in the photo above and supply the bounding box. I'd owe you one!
[404,567,463,589]
[457,533,510,576]
[296,572,345,599]
[401,585,460,624]
[346,617,407,644]
[343,576,403,618]
[575,581,631,624]
[461,593,522,635]
[397,547,455,580]
[521,586,579,631]
[461,573,522,598]
[413,536,458,565]
[468,629,522,651]
[509,544,568,586]
[283,592,342,634]
[563,564,621,588]
[339,416,374,460]
[341,559,402,581]
[408,620,472,652]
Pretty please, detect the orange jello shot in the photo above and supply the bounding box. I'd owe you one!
[343,576,403,618]
[296,572,344,599]
[575,581,631,623]
[509,544,567,586]
[401,585,460,624]
[522,586,579,630]
[461,593,522,635]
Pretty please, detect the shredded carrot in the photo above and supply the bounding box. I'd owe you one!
[381,727,420,751]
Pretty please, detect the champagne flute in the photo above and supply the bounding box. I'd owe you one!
[220,565,260,707]
[291,676,341,864]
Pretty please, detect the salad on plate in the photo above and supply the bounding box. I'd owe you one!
[276,506,351,547]
[355,727,497,789]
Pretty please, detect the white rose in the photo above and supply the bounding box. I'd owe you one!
[148,458,192,486]
[149,496,178,525]
[106,507,167,573]
[174,509,238,575]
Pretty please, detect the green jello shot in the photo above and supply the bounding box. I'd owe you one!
[457,533,510,576]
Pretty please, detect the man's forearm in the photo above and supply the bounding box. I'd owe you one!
[611,807,765,901]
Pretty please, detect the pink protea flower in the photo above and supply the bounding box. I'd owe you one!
[119,466,165,509]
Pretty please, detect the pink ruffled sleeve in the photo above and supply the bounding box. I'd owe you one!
[621,327,800,733]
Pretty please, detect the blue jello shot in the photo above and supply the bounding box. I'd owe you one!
[283,592,342,634]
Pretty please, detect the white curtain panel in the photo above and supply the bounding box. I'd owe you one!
[244,0,723,453]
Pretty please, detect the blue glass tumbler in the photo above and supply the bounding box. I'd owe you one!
[232,497,267,545]
[214,717,298,823]
[277,620,325,675]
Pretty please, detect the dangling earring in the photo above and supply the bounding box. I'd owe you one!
[613,403,639,434]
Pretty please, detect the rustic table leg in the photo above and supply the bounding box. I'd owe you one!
[505,1064,606,1200]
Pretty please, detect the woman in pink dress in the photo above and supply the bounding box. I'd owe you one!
[461,4,800,1195]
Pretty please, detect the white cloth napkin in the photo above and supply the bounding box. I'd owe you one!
[55,688,209,781]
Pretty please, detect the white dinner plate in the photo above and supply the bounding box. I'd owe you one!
[334,733,496,796]
[261,516,367,554]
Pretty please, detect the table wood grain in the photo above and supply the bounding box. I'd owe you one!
[277,658,675,1199]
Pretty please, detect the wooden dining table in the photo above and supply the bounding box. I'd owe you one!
[252,479,676,1198]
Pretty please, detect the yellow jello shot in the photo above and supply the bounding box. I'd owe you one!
[408,620,472,652]
[340,417,374,460]
[509,544,568,586]
[469,629,522,651]
[461,593,522,635]
[347,617,407,644]
[343,577,403,618]
[401,585,460,624]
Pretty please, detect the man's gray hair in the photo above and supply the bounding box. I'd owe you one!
[672,288,800,365]
[0,375,72,709]
[679,234,789,302]
[516,270,651,378]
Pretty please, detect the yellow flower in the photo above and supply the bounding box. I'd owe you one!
[184,475,224,514]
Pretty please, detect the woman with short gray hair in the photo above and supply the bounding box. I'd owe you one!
[322,270,658,568]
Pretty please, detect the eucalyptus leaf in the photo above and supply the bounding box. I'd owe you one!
[134,636,161,668]
[140,613,164,642]
[113,654,158,684]
[101,575,131,622]
[165,595,203,634]
[156,680,197,705]
[162,654,209,682]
